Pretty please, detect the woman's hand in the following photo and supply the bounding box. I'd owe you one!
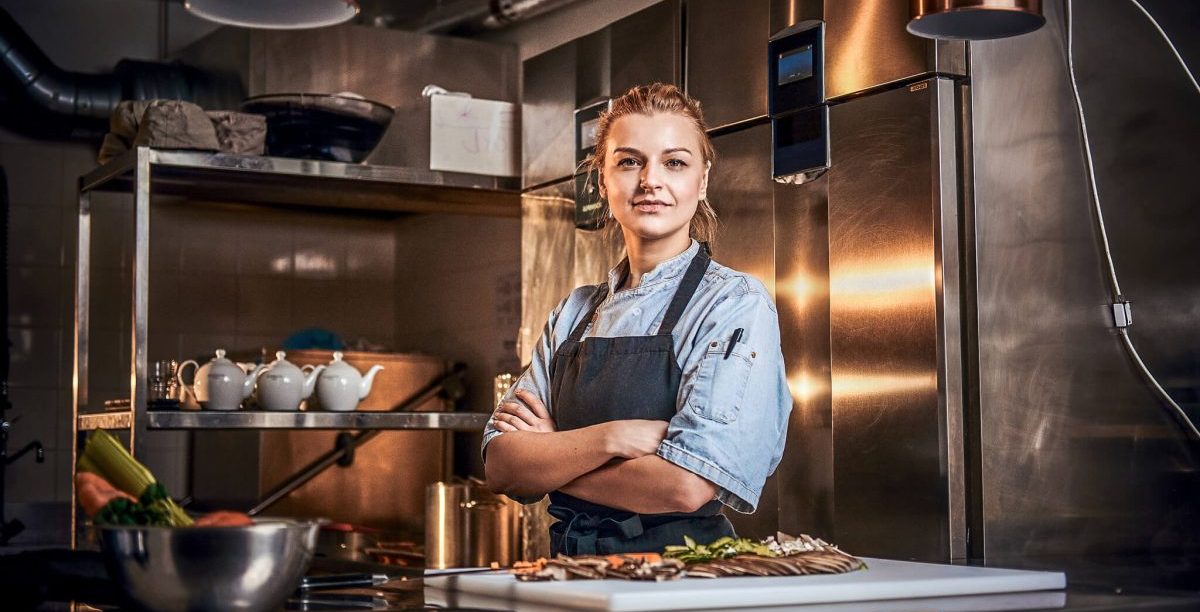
[603,420,669,459]
[492,389,557,433]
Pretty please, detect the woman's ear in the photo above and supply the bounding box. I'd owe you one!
[598,172,607,199]
[700,161,712,200]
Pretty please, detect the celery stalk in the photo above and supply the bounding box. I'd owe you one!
[81,430,194,527]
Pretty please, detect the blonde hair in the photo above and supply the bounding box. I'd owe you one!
[588,83,718,245]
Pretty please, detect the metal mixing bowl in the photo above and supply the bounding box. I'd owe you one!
[99,519,320,612]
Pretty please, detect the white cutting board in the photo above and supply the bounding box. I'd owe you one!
[425,558,1066,611]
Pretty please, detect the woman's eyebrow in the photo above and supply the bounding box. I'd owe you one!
[612,146,694,156]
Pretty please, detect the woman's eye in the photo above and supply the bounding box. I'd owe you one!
[616,158,640,167]
[665,159,687,168]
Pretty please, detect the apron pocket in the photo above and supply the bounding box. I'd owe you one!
[688,342,754,424]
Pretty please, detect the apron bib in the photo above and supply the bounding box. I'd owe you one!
[546,245,735,555]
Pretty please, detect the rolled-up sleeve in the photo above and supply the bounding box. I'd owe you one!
[658,282,791,513]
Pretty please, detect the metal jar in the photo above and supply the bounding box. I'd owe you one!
[424,482,521,568]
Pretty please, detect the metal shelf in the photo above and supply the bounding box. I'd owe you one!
[70,147,507,546]
[78,410,488,431]
[81,147,520,217]
[150,410,487,430]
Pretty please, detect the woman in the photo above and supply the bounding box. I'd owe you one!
[483,83,790,556]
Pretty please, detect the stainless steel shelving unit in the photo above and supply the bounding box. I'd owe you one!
[70,146,511,544]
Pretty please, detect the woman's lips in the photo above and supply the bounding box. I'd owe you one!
[633,200,670,213]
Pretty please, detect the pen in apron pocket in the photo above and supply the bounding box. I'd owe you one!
[724,328,744,359]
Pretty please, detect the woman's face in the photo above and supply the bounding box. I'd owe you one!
[600,112,709,248]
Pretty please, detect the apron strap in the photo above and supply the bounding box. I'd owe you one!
[657,243,711,336]
[566,243,710,344]
[565,285,609,345]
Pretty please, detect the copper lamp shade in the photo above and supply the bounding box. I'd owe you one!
[185,0,360,30]
[907,0,1045,40]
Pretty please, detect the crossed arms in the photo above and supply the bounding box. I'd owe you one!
[483,389,718,514]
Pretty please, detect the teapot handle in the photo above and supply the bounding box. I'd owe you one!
[176,360,199,404]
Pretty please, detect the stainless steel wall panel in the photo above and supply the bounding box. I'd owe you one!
[826,78,964,562]
[519,181,577,365]
[609,0,682,94]
[686,0,772,129]
[246,24,518,171]
[523,43,578,188]
[970,0,1200,559]
[708,124,779,538]
[576,29,612,107]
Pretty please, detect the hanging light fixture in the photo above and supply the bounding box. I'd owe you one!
[907,0,1045,40]
[185,0,359,30]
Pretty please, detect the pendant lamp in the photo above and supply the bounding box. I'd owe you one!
[907,0,1045,40]
[185,0,359,30]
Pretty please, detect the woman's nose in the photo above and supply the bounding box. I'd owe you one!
[640,166,663,191]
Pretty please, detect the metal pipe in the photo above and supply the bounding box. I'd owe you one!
[403,0,583,34]
[0,7,240,140]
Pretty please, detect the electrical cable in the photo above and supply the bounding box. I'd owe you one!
[1129,0,1200,95]
[1064,0,1200,441]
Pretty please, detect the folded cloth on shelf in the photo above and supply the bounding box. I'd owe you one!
[97,99,266,164]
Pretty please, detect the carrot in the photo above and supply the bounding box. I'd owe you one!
[194,511,254,527]
[605,552,662,568]
[75,472,136,517]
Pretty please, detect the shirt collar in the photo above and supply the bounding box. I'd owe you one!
[606,239,701,293]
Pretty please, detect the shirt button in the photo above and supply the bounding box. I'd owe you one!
[710,342,718,348]
[633,308,642,316]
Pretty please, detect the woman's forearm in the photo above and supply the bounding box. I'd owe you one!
[559,455,718,514]
[484,425,616,496]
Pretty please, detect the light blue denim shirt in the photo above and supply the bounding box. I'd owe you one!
[483,240,791,513]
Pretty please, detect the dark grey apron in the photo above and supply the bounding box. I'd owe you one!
[546,245,735,555]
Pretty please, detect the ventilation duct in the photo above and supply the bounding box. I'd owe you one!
[386,0,584,35]
[0,7,242,141]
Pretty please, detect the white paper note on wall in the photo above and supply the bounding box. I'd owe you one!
[429,95,518,177]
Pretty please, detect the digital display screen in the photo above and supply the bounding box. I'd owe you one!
[579,117,601,151]
[778,45,814,86]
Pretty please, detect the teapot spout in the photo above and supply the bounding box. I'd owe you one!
[302,364,326,398]
[242,363,267,399]
[359,365,385,399]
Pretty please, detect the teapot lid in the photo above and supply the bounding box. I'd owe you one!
[324,351,356,375]
[211,349,234,363]
[271,350,291,364]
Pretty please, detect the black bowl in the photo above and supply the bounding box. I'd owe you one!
[240,93,394,163]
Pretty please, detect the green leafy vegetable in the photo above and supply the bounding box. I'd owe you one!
[80,430,192,527]
[663,535,776,564]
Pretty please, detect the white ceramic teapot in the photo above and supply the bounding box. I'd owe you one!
[256,351,325,411]
[316,351,384,412]
[177,349,266,411]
